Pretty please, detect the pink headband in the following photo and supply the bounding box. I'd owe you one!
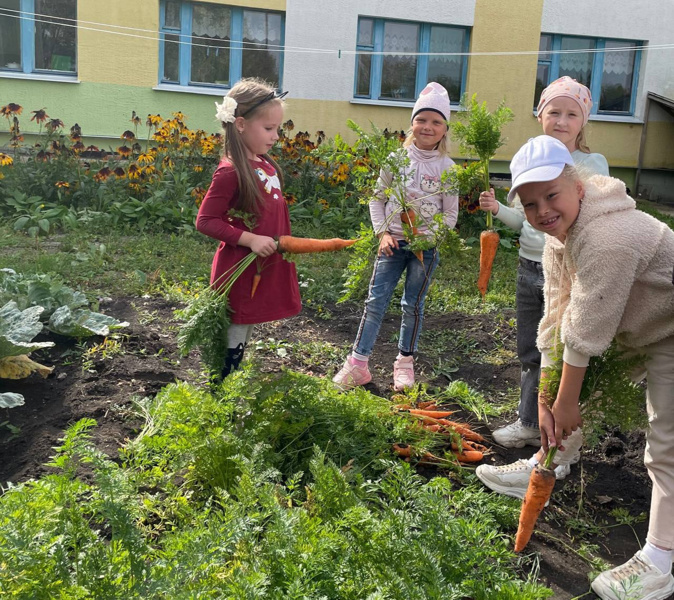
[537,76,592,125]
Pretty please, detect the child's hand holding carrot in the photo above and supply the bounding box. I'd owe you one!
[378,232,399,257]
[240,232,278,257]
[478,188,500,215]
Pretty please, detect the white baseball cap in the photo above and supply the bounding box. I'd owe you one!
[508,135,575,203]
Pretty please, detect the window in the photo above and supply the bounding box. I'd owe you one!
[535,34,641,116]
[159,1,284,89]
[0,0,77,75]
[355,17,469,103]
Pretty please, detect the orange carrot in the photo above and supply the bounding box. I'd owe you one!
[437,419,485,442]
[477,229,500,299]
[250,272,262,298]
[514,464,556,552]
[392,443,413,458]
[400,209,424,263]
[277,235,357,254]
[392,443,448,466]
[408,409,454,418]
[451,440,488,454]
[416,401,438,410]
[452,450,484,463]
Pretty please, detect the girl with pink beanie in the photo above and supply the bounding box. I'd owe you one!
[476,77,608,458]
[333,82,459,392]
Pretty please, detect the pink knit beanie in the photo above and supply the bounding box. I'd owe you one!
[412,82,451,124]
[537,76,593,125]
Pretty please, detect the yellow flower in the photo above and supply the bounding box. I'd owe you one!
[137,153,155,165]
[143,165,156,176]
[193,165,203,173]
[146,114,162,127]
[127,164,142,179]
[0,153,13,166]
[55,181,69,188]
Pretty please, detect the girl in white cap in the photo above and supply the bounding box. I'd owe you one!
[483,135,674,600]
[478,77,608,454]
[333,82,459,392]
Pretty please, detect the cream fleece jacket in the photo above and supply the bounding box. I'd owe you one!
[537,175,674,363]
[369,144,458,240]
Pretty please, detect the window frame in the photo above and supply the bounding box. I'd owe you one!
[536,33,642,117]
[158,0,285,91]
[0,0,78,77]
[353,16,469,105]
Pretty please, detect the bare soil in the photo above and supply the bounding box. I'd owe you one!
[0,297,664,599]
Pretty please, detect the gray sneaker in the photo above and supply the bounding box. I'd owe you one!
[591,551,674,600]
[492,419,540,448]
[475,458,572,502]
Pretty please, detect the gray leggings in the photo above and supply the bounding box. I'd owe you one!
[227,324,254,348]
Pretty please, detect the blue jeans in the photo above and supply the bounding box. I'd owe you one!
[353,243,440,357]
[516,256,545,428]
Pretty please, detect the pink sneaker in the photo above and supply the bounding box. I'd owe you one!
[332,357,372,390]
[393,356,414,391]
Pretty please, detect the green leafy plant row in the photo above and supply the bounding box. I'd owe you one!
[0,368,552,599]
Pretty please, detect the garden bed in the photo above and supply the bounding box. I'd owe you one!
[0,295,658,599]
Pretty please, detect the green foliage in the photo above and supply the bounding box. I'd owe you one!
[176,252,257,375]
[0,269,128,338]
[541,342,647,447]
[441,380,499,423]
[175,283,231,377]
[451,94,515,168]
[339,222,377,303]
[0,367,552,598]
[450,94,514,228]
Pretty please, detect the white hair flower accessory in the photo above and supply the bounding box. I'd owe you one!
[215,96,237,123]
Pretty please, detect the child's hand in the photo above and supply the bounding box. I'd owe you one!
[248,234,278,257]
[551,398,582,452]
[478,189,499,215]
[378,232,399,257]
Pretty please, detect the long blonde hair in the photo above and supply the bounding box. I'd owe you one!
[575,127,591,154]
[220,78,284,215]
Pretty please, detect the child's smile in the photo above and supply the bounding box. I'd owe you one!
[519,175,584,240]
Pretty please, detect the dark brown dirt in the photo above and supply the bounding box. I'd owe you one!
[0,297,663,599]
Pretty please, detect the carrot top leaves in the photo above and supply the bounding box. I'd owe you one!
[540,340,647,447]
[449,94,514,228]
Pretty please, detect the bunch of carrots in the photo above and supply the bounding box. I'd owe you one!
[391,401,488,465]
[250,235,357,298]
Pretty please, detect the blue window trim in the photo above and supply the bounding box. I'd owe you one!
[353,16,470,105]
[1,0,77,77]
[537,33,641,116]
[158,1,285,91]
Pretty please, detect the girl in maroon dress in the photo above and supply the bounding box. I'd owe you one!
[196,79,301,378]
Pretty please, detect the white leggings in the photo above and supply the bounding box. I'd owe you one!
[636,335,674,549]
[227,324,254,349]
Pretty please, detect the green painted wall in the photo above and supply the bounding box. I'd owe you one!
[0,80,227,145]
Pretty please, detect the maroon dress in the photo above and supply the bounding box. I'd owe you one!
[196,156,301,325]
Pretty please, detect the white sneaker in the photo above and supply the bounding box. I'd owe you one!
[591,551,674,600]
[475,458,572,502]
[492,419,541,448]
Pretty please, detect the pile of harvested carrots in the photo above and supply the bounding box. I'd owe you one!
[391,401,489,466]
